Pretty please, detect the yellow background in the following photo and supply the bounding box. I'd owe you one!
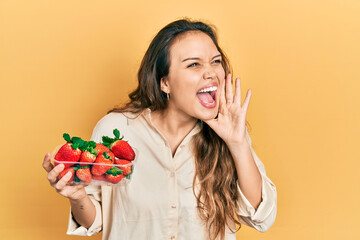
[1,0,359,239]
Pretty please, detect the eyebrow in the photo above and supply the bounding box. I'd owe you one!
[182,54,222,62]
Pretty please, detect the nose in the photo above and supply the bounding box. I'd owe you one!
[203,65,217,80]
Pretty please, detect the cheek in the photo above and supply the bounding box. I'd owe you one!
[172,71,200,90]
[217,67,226,79]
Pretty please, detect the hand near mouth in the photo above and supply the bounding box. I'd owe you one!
[204,73,251,146]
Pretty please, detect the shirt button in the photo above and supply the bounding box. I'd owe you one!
[170,172,175,177]
[171,205,176,208]
[170,236,175,240]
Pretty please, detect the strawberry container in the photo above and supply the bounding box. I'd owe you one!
[51,144,137,186]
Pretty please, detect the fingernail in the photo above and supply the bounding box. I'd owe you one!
[57,164,65,170]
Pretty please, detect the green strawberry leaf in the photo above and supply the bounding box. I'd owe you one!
[102,136,112,147]
[79,141,88,151]
[89,141,97,148]
[103,136,112,142]
[89,147,98,155]
[113,129,120,139]
[72,137,83,144]
[126,174,131,179]
[106,166,123,176]
[73,175,81,182]
[63,133,71,143]
[103,151,111,159]
[71,143,80,149]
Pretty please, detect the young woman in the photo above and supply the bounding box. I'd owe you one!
[43,18,277,240]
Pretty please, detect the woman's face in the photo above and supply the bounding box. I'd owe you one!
[161,31,225,121]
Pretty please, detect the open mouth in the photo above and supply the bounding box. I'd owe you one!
[196,86,217,108]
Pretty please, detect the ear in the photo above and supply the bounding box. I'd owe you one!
[160,77,170,94]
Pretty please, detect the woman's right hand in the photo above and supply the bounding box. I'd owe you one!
[43,153,87,201]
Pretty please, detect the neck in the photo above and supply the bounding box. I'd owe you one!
[151,107,197,138]
[151,107,198,157]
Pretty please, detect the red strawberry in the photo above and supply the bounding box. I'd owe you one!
[79,149,97,166]
[111,141,135,161]
[114,159,132,175]
[106,174,124,184]
[102,129,135,161]
[105,166,124,184]
[91,152,113,176]
[76,166,92,183]
[54,133,83,168]
[55,144,81,168]
[105,150,115,162]
[92,174,106,181]
[58,167,75,183]
[94,143,110,155]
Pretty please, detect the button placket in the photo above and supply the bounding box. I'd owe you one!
[165,146,178,239]
[169,170,178,211]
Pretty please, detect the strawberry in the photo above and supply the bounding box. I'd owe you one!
[79,141,98,166]
[79,150,97,166]
[111,141,135,161]
[76,166,92,183]
[105,150,115,162]
[106,173,124,184]
[54,133,82,168]
[102,129,135,161]
[58,167,75,183]
[105,166,124,184]
[92,174,106,181]
[114,159,132,175]
[91,152,113,176]
[94,143,110,155]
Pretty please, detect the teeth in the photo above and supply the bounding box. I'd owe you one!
[198,86,217,93]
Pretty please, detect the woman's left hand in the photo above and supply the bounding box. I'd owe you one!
[204,73,251,146]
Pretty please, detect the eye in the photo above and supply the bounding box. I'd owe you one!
[213,59,222,64]
[188,62,199,68]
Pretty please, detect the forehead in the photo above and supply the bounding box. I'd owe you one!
[169,31,220,61]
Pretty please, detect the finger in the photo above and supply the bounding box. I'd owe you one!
[225,74,233,103]
[43,153,54,173]
[47,163,65,184]
[233,78,241,104]
[74,184,85,191]
[54,171,72,191]
[242,89,252,113]
[219,74,227,105]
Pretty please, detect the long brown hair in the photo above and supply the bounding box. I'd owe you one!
[109,18,250,240]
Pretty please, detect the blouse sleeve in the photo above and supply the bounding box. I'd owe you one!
[66,185,102,236]
[65,114,114,236]
[235,128,277,232]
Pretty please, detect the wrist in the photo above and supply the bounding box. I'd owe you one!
[225,138,250,150]
[69,189,88,204]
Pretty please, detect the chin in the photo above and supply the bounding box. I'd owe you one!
[196,108,219,121]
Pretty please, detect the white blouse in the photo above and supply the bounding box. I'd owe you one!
[66,109,277,240]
